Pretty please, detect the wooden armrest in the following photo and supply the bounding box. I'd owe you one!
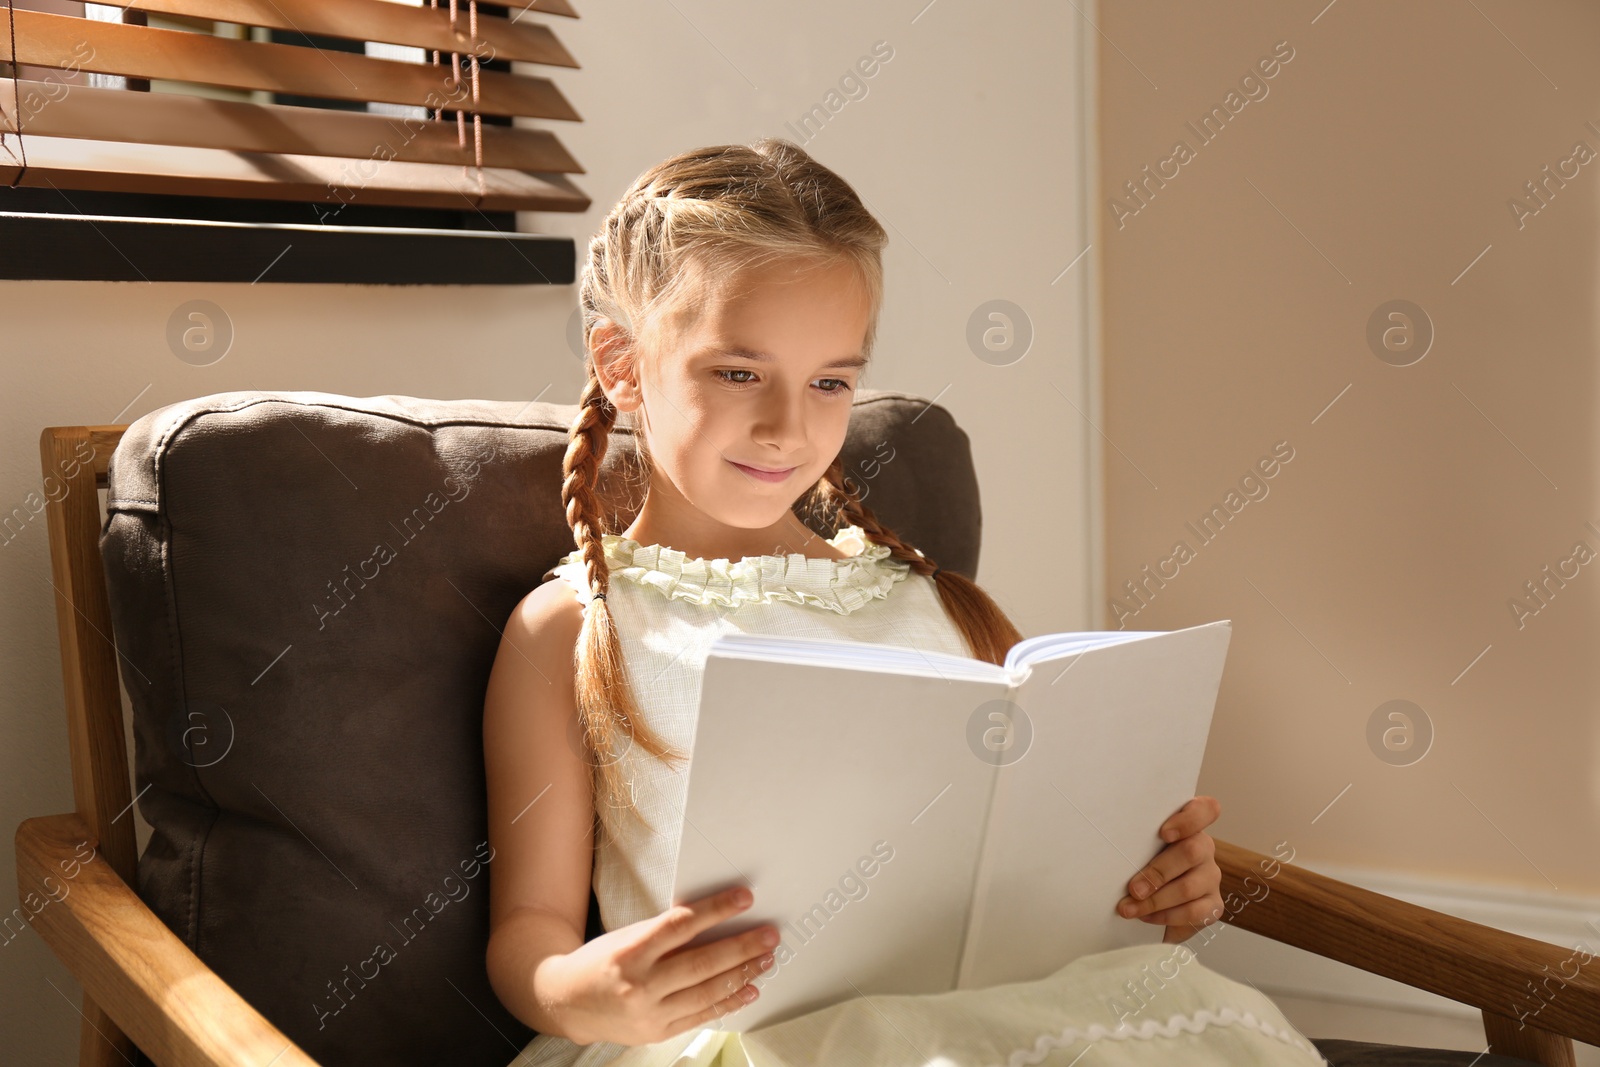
[1214,837,1598,1066]
[16,812,323,1067]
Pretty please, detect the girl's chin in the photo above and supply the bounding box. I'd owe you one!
[693,495,811,532]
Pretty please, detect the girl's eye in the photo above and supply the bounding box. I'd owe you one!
[712,370,853,395]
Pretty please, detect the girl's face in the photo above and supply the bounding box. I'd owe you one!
[593,256,872,557]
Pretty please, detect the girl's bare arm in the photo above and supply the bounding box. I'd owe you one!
[484,578,593,1038]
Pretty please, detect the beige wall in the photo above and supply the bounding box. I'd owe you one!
[1098,0,1600,895]
[0,2,1092,1060]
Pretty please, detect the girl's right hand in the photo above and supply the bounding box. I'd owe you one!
[540,885,780,1047]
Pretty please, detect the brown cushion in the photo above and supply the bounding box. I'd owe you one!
[99,388,981,1067]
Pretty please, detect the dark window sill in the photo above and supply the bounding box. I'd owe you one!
[0,187,575,285]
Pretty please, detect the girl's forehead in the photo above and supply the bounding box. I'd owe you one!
[688,266,869,333]
[690,255,867,308]
[640,258,871,371]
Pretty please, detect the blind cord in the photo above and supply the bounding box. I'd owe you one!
[4,0,25,186]
[446,0,486,204]
[468,0,484,202]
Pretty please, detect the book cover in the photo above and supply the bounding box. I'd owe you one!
[670,619,1232,1030]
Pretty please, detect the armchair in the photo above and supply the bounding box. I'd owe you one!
[16,390,1596,1067]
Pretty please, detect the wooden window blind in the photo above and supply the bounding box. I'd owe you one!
[0,0,590,216]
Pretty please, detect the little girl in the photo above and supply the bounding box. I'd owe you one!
[483,138,1328,1066]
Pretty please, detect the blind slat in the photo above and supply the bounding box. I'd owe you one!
[3,9,582,120]
[2,78,584,172]
[0,133,592,213]
[91,0,579,67]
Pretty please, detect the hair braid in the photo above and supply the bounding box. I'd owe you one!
[815,458,1023,667]
[559,377,686,845]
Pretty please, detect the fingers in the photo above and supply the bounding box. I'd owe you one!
[615,887,778,1044]
[1141,889,1225,930]
[1123,830,1212,908]
[1121,866,1213,920]
[656,921,779,1002]
[660,946,776,1033]
[1158,795,1221,843]
[662,981,757,1039]
[645,885,755,963]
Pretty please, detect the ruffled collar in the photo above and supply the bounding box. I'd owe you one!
[556,524,910,616]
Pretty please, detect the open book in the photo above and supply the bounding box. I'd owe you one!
[669,619,1233,1031]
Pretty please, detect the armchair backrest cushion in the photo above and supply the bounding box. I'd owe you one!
[99,389,981,1066]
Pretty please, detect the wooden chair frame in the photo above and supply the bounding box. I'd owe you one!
[16,423,1600,1067]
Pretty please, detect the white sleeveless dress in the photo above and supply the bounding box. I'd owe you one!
[506,526,1327,1067]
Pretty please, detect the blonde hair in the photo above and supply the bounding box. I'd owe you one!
[560,137,1024,843]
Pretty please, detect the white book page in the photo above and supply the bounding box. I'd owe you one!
[957,620,1233,989]
[1005,629,1171,674]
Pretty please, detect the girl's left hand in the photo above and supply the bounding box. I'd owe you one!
[1116,795,1224,944]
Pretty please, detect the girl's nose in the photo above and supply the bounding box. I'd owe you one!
[751,388,808,449]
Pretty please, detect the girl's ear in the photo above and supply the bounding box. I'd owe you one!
[590,318,642,412]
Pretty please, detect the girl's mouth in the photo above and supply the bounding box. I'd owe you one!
[729,460,796,483]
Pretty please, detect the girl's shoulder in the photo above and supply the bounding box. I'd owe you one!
[509,575,585,649]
